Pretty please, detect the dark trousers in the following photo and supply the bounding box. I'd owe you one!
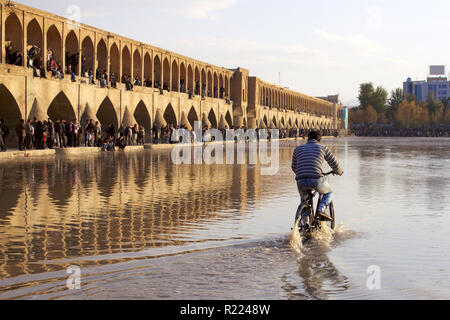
[67,133,73,147]
[2,135,7,150]
[18,136,25,150]
[57,133,66,148]
[25,134,33,149]
[0,135,5,151]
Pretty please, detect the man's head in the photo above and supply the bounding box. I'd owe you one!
[308,130,322,142]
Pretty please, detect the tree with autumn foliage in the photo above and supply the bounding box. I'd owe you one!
[350,82,450,129]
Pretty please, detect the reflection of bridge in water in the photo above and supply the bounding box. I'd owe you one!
[0,143,344,287]
[0,1,343,149]
[1,146,302,279]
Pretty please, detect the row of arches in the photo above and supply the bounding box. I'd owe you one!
[0,83,238,147]
[2,12,232,95]
[1,84,330,144]
[259,84,334,117]
[4,14,93,75]
[161,105,233,130]
[258,114,333,130]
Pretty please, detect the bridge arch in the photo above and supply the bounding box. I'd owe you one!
[180,62,186,92]
[208,108,217,128]
[154,55,161,87]
[109,43,120,78]
[0,84,22,146]
[163,103,177,126]
[47,25,62,66]
[48,92,76,121]
[219,74,224,98]
[134,101,151,140]
[97,39,107,73]
[201,68,206,95]
[133,49,142,83]
[143,52,152,85]
[224,75,229,97]
[162,58,170,90]
[26,18,43,63]
[213,72,218,98]
[65,30,78,74]
[97,97,118,135]
[262,115,268,127]
[172,60,179,91]
[187,106,198,129]
[207,70,213,97]
[187,64,194,93]
[5,13,23,65]
[225,111,233,128]
[81,36,94,74]
[122,45,131,79]
[272,116,277,128]
[195,66,200,94]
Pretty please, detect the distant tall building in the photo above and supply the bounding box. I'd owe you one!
[404,65,449,102]
[317,94,341,105]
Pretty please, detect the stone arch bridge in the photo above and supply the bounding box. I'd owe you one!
[0,1,342,147]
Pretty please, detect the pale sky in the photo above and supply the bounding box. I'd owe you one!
[16,0,450,105]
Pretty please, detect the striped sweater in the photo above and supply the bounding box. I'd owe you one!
[291,140,343,180]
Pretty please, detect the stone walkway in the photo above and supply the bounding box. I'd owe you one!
[0,137,336,160]
[0,146,145,160]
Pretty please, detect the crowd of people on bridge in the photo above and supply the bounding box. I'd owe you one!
[150,124,339,145]
[351,124,450,137]
[6,43,234,104]
[0,114,342,153]
[1,117,146,152]
[121,74,143,91]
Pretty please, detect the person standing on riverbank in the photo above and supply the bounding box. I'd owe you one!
[16,119,26,151]
[55,119,66,148]
[25,120,34,149]
[0,120,5,152]
[0,120,8,151]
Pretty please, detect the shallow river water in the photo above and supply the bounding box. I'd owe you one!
[0,137,449,300]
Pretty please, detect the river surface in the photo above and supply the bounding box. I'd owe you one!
[0,137,449,300]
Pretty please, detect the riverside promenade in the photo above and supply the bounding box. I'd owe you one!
[0,145,145,160]
[0,137,337,160]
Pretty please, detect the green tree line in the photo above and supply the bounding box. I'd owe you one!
[349,83,450,128]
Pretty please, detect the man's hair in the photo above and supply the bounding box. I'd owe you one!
[308,130,322,141]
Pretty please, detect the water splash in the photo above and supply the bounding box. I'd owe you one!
[311,222,335,242]
[332,223,356,243]
[289,219,303,253]
[290,221,353,253]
